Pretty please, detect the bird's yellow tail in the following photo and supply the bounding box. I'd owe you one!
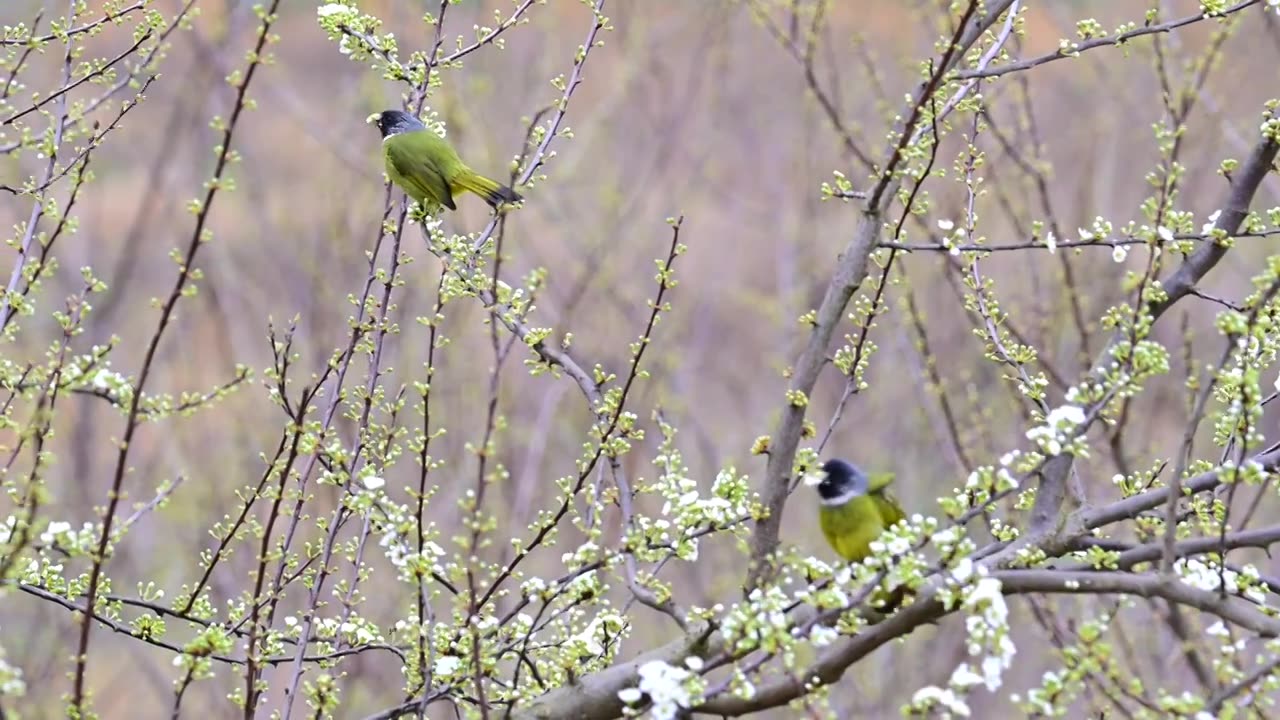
[453,170,522,208]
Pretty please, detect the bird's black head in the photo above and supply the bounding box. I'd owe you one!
[816,458,868,503]
[367,109,425,138]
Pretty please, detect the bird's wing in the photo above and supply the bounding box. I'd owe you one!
[871,493,905,528]
[868,473,905,528]
[385,133,456,210]
[867,471,895,494]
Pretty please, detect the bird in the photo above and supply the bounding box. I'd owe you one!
[367,109,521,213]
[814,458,905,564]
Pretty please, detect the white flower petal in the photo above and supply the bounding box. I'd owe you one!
[617,687,642,704]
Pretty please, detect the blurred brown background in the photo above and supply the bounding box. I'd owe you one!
[2,0,1279,716]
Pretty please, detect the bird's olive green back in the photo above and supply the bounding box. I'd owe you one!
[383,130,467,210]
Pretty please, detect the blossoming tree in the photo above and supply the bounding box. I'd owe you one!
[3,0,1280,718]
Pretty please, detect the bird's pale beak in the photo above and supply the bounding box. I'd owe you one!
[365,112,381,125]
[802,470,828,487]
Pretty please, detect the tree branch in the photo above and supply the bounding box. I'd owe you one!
[1081,446,1280,530]
[955,0,1261,81]
[1029,127,1280,546]
[746,0,1019,589]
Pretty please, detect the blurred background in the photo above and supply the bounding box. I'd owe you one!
[2,0,1280,716]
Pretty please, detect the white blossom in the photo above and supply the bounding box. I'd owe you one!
[910,686,971,717]
[633,660,693,720]
[1026,404,1086,456]
[809,624,838,647]
[884,534,911,555]
[932,527,961,547]
[1112,245,1127,263]
[40,521,71,544]
[433,655,463,678]
[949,663,984,689]
[980,654,1007,692]
[617,687,642,704]
[962,576,1014,691]
[964,577,1007,621]
[317,3,354,18]
[1203,209,1223,234]
[1239,564,1268,604]
[1046,405,1086,427]
[91,368,125,391]
[572,614,619,657]
[1176,558,1235,593]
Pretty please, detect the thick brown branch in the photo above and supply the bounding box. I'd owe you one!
[697,568,1280,716]
[511,623,715,720]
